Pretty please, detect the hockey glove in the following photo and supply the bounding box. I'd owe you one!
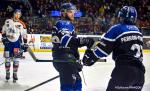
[76,60,83,72]
[21,44,29,52]
[79,38,95,48]
[1,37,9,45]
[82,49,99,66]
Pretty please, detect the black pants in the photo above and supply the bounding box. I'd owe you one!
[53,62,82,90]
[106,65,145,91]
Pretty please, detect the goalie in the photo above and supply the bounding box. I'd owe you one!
[1,9,28,82]
[52,3,94,91]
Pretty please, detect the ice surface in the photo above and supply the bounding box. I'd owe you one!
[0,52,149,91]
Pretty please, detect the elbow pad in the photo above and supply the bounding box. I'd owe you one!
[60,35,79,48]
[78,37,95,48]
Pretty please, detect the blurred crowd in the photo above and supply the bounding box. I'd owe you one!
[0,0,150,35]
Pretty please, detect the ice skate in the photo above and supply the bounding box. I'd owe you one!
[13,73,18,83]
[5,72,10,81]
[20,55,25,59]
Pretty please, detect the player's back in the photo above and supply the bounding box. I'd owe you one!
[111,23,143,63]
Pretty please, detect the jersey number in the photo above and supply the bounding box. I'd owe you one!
[52,36,60,43]
[131,44,142,58]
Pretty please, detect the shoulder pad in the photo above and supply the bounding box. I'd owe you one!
[5,19,13,24]
[55,20,74,33]
[103,24,121,39]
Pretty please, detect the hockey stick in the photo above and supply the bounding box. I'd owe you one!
[24,75,59,91]
[0,59,6,66]
[27,47,106,62]
[29,31,35,51]
[27,47,37,61]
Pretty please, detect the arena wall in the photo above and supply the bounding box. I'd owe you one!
[0,34,150,52]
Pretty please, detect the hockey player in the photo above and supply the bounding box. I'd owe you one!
[82,6,145,91]
[1,9,28,82]
[146,40,150,47]
[52,3,94,91]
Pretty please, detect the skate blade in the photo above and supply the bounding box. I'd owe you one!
[13,80,17,83]
[5,80,9,82]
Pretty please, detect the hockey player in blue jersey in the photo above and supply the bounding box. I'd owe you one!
[82,6,145,91]
[1,9,28,82]
[52,3,94,91]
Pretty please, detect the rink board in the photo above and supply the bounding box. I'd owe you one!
[0,34,150,53]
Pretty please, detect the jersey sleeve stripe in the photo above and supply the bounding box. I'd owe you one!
[103,31,142,42]
[93,47,108,58]
[19,20,26,29]
[102,37,116,42]
[115,31,142,40]
[61,35,72,47]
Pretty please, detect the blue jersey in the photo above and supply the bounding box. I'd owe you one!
[54,20,75,33]
[52,20,79,60]
[93,23,143,62]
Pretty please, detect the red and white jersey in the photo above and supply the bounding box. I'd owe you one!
[2,19,27,42]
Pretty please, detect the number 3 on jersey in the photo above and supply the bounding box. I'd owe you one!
[131,44,142,59]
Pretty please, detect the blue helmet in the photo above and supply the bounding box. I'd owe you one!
[60,3,77,12]
[14,9,22,14]
[118,6,137,24]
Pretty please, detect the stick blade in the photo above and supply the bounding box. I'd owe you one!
[27,47,38,61]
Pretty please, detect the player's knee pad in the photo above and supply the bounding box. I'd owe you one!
[5,58,11,70]
[4,51,10,58]
[13,61,19,68]
[5,62,11,67]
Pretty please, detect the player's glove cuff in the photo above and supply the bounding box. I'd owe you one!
[21,43,29,52]
[82,49,99,66]
[1,37,9,45]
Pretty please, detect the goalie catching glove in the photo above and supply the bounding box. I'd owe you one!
[82,49,99,66]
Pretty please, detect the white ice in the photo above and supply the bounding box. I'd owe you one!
[0,52,150,91]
